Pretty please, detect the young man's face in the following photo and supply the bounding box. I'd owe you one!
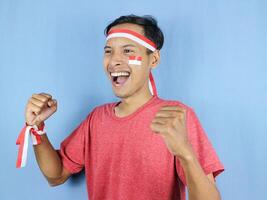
[103,23,158,99]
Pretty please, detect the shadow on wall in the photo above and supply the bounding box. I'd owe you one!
[69,170,85,186]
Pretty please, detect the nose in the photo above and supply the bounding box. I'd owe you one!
[108,51,124,69]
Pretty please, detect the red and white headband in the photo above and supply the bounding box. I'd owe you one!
[106,29,157,52]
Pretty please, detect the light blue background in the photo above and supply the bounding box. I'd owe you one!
[0,0,266,199]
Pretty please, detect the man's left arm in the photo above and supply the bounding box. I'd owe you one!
[177,147,221,200]
[150,105,221,200]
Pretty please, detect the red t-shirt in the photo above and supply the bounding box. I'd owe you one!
[59,96,224,200]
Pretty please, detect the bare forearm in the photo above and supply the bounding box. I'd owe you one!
[178,149,221,200]
[33,134,63,180]
[25,93,69,185]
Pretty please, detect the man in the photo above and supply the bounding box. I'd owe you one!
[17,15,224,200]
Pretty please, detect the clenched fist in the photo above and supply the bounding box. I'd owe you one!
[25,93,57,126]
[150,105,191,158]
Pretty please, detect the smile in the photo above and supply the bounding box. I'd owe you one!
[110,71,130,87]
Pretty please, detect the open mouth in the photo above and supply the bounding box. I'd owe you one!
[110,71,130,86]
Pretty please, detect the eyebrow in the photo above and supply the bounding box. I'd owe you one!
[104,45,111,49]
[122,44,137,48]
[104,44,137,49]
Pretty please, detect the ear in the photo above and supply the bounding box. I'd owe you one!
[149,50,160,69]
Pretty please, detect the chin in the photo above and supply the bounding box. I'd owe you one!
[114,92,130,99]
[113,89,132,99]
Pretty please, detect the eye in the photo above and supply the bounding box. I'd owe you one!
[104,49,112,54]
[124,49,134,54]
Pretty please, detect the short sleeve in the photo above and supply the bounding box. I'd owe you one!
[176,108,224,185]
[58,113,92,174]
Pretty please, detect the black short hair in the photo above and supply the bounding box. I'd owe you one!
[104,14,164,54]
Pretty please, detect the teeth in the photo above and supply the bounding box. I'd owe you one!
[110,71,130,77]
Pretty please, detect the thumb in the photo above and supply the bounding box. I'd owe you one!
[47,99,57,107]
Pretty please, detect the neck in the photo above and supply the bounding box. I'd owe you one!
[115,85,154,118]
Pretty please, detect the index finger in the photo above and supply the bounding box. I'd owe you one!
[160,105,186,112]
[31,93,51,103]
[39,93,52,99]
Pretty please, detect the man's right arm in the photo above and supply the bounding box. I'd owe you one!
[33,134,71,186]
[25,93,71,186]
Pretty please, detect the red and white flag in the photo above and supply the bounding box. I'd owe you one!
[128,56,142,66]
[16,124,46,168]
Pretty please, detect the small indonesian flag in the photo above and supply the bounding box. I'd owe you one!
[16,124,46,168]
[128,56,142,66]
